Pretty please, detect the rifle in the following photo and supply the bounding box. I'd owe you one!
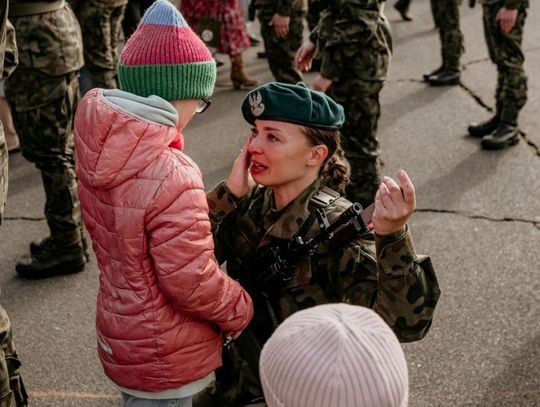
[233,202,374,380]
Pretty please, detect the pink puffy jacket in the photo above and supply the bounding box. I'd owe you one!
[74,89,253,392]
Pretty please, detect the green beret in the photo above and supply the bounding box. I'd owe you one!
[241,82,345,130]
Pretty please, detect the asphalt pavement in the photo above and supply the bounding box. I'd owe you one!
[1,1,538,406]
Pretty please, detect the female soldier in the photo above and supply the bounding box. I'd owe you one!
[200,82,440,406]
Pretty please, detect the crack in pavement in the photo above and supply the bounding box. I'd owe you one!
[462,46,540,68]
[416,208,540,228]
[4,216,45,221]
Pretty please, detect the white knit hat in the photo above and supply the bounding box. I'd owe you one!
[259,304,409,407]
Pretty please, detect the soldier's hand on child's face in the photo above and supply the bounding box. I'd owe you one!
[226,136,253,198]
[372,170,416,236]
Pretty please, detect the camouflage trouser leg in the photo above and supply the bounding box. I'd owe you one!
[259,9,304,84]
[483,3,527,125]
[436,0,464,71]
[71,2,127,89]
[0,306,28,407]
[329,80,384,208]
[5,71,83,247]
[193,343,263,407]
[0,127,7,225]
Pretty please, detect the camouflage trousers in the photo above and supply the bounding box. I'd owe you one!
[68,0,126,89]
[5,70,83,247]
[0,306,27,407]
[328,80,384,208]
[483,3,527,124]
[0,127,6,224]
[258,8,304,84]
[431,0,464,71]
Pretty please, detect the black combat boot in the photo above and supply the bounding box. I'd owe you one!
[16,241,86,279]
[481,123,520,150]
[30,236,90,260]
[468,115,500,138]
[423,66,443,82]
[427,69,460,86]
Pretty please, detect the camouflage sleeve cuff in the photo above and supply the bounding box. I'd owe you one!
[504,0,521,9]
[206,181,241,223]
[375,225,418,277]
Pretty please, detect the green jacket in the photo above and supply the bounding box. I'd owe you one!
[309,0,392,82]
[207,179,440,343]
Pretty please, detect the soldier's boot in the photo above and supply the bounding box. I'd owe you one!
[394,0,413,21]
[423,65,444,82]
[480,123,520,150]
[427,69,460,86]
[230,53,258,90]
[30,235,90,261]
[16,240,86,279]
[468,115,500,138]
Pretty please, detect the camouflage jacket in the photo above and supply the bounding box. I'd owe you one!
[0,0,17,225]
[309,0,392,81]
[480,0,528,9]
[8,0,83,76]
[207,179,440,343]
[255,0,307,15]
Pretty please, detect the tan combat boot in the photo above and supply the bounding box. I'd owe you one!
[230,53,257,90]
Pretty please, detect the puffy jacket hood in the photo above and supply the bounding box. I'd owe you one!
[75,88,181,189]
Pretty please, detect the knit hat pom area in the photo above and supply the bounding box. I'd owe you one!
[119,0,216,101]
[259,304,409,407]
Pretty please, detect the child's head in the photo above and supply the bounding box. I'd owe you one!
[260,303,409,407]
[118,0,216,128]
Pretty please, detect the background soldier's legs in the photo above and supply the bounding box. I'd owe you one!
[258,10,304,84]
[330,80,384,208]
[75,3,127,89]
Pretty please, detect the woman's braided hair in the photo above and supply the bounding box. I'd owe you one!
[302,126,351,194]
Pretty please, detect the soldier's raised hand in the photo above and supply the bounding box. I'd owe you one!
[372,170,416,236]
[496,7,518,33]
[226,136,253,198]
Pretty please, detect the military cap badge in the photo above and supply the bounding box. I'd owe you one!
[249,91,265,116]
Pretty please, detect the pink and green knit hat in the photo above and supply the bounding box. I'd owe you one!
[119,0,216,101]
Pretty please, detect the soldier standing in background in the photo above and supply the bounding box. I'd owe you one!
[5,0,87,278]
[295,0,392,208]
[68,0,128,90]
[424,0,464,86]
[256,0,306,84]
[469,0,528,149]
[0,1,28,405]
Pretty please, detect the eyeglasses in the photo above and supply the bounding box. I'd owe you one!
[196,98,212,114]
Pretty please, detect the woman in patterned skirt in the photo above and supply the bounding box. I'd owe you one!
[181,0,258,89]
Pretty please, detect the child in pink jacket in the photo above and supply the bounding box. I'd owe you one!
[73,1,253,406]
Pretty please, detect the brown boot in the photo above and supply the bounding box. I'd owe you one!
[230,53,257,90]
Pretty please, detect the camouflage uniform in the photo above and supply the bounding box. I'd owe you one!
[0,3,27,406]
[431,0,464,72]
[6,0,84,248]
[198,179,440,406]
[67,0,127,89]
[480,0,528,125]
[256,0,306,84]
[309,0,392,208]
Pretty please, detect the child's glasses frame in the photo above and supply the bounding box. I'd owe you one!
[196,98,212,114]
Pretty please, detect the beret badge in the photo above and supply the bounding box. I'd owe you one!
[249,91,265,117]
